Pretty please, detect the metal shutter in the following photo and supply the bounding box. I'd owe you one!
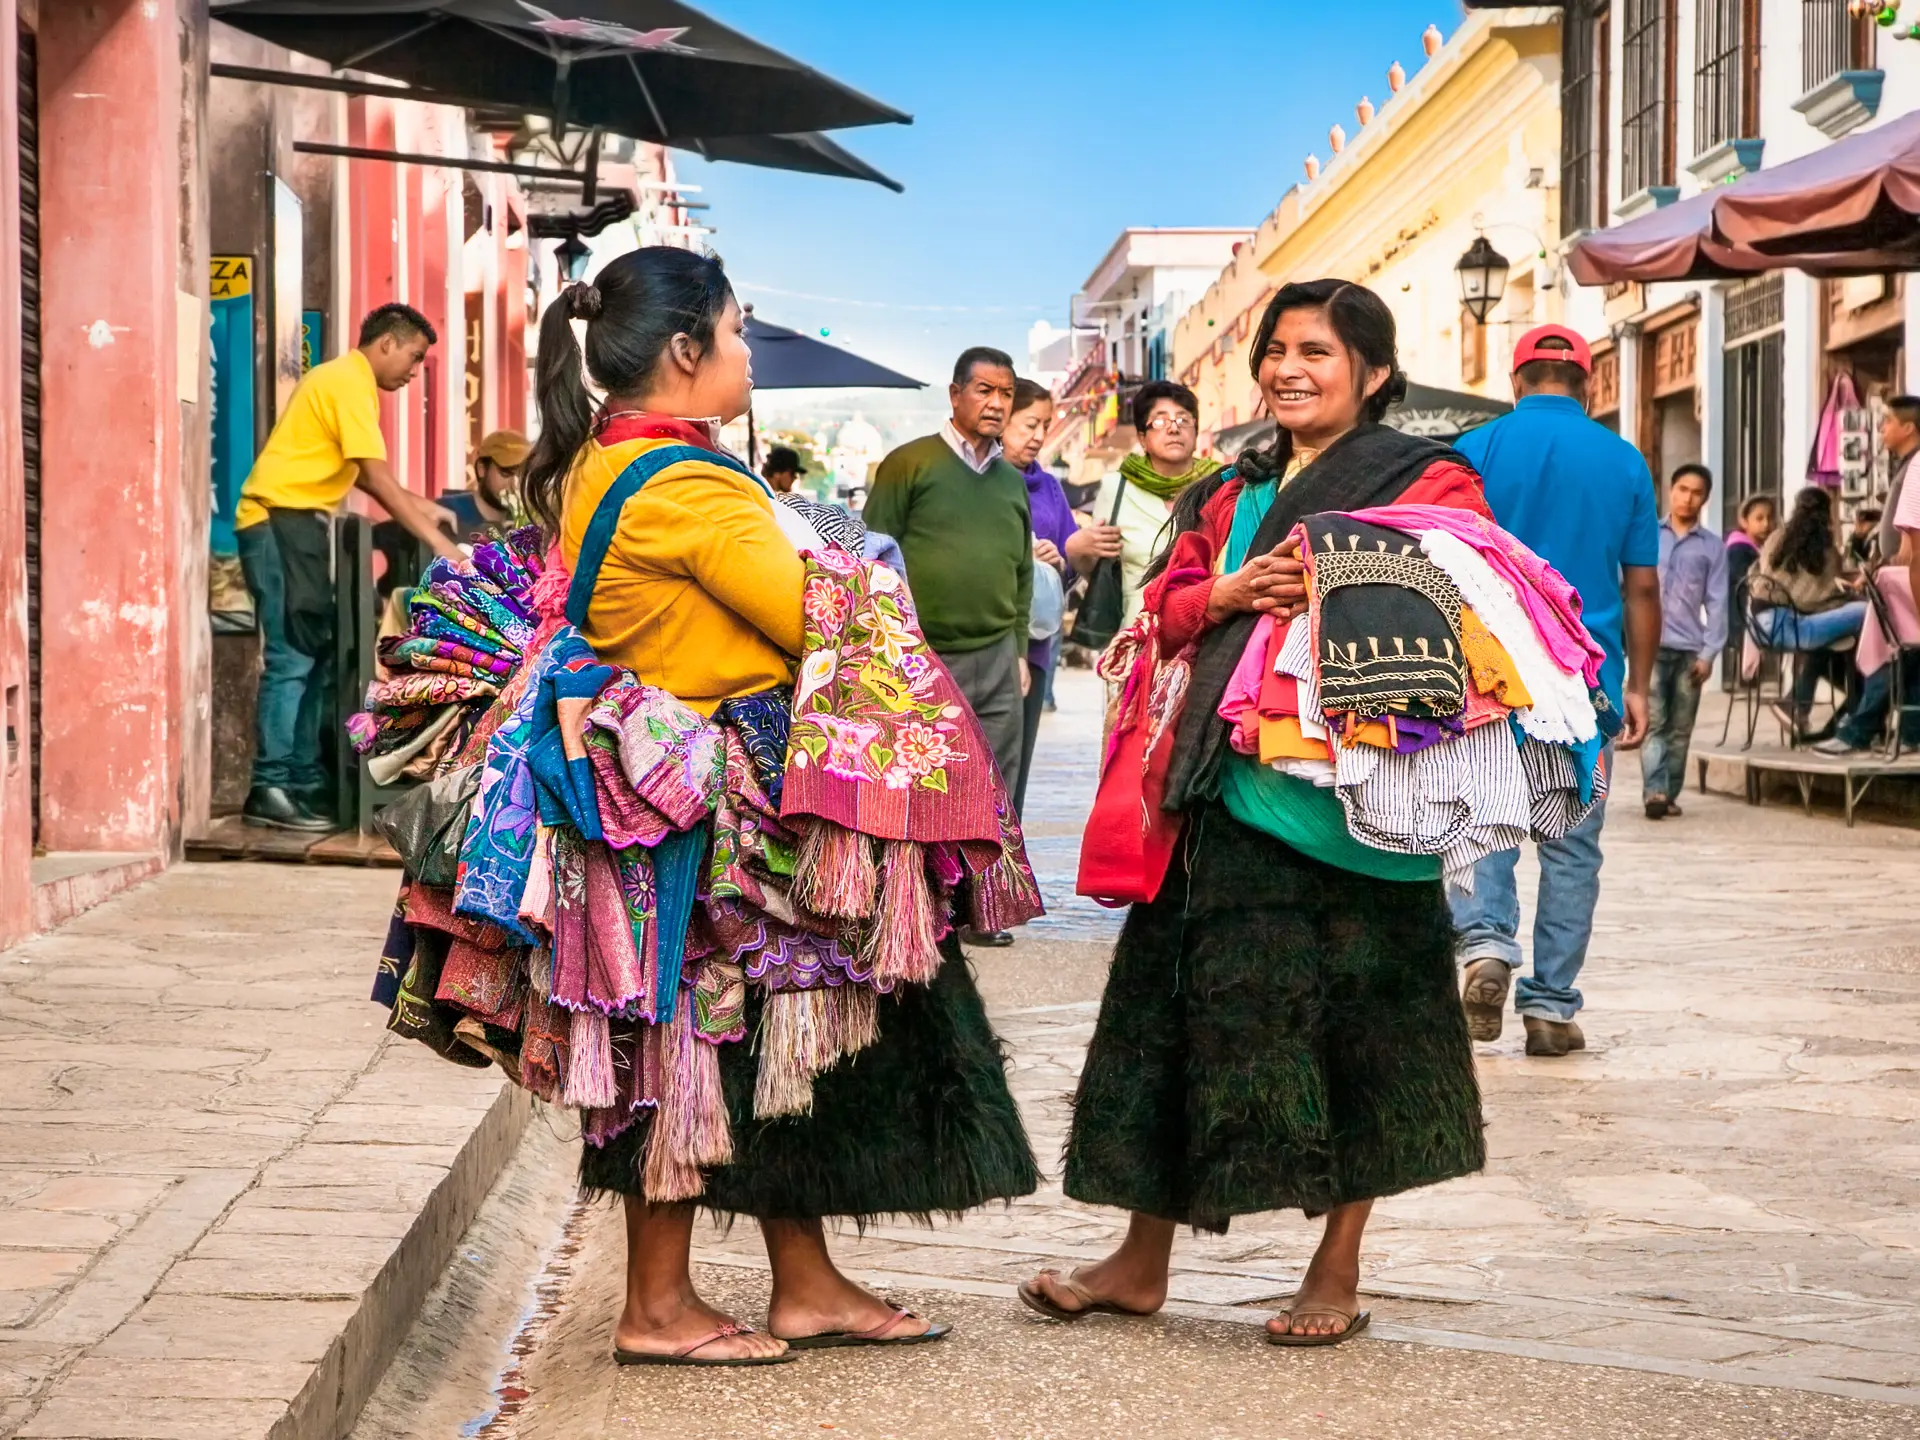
[18,24,39,844]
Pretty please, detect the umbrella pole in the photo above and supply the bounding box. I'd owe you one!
[747,400,759,468]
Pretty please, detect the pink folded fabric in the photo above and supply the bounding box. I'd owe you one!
[1218,614,1276,754]
[1858,568,1920,679]
[1348,503,1606,688]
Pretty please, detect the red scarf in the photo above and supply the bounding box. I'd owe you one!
[594,412,722,452]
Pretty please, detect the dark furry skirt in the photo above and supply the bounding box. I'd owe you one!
[580,935,1039,1220]
[1063,805,1484,1232]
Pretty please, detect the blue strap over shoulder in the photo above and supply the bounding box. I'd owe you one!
[565,442,770,629]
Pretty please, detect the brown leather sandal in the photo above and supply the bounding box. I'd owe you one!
[1266,1304,1371,1348]
[1017,1270,1158,1323]
[613,1321,798,1367]
[779,1306,952,1350]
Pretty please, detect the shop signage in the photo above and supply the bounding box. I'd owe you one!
[301,310,325,373]
[208,255,255,555]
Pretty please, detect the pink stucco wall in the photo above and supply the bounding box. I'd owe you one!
[34,0,190,855]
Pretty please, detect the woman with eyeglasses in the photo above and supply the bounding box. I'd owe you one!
[1078,380,1222,624]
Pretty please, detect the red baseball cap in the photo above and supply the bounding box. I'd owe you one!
[1511,324,1593,374]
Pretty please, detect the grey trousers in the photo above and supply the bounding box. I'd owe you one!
[939,632,1025,793]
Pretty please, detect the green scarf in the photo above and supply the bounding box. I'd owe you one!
[1118,451,1222,503]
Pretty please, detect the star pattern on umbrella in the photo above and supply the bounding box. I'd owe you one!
[514,3,694,53]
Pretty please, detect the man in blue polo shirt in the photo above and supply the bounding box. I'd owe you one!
[1450,325,1661,1058]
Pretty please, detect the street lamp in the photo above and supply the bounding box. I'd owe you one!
[1456,235,1510,326]
[555,235,592,283]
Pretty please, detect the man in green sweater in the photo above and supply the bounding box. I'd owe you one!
[865,347,1033,940]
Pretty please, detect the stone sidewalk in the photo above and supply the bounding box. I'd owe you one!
[0,864,526,1440]
[686,670,1920,1406]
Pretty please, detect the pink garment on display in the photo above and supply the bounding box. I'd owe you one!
[1857,567,1920,679]
[1218,614,1275,754]
[1347,503,1607,688]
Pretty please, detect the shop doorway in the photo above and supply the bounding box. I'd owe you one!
[1721,276,1785,534]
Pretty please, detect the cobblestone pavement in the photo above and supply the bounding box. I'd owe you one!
[356,666,1920,1439]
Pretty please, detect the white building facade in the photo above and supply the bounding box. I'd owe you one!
[1538,0,1920,527]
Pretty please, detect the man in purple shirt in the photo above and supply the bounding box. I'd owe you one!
[1005,378,1078,816]
[1643,463,1728,818]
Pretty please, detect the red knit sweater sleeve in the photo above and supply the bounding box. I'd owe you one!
[1148,481,1241,655]
[1401,458,1493,518]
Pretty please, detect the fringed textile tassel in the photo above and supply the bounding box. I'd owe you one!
[643,993,732,1203]
[753,988,834,1119]
[792,820,877,920]
[530,547,573,622]
[830,982,880,1059]
[861,841,941,986]
[528,944,554,1001]
[563,1007,617,1109]
[751,984,884,1121]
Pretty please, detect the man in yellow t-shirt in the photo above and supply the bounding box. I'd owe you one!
[237,303,461,831]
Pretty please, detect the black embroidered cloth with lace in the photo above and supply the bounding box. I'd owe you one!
[1304,515,1467,719]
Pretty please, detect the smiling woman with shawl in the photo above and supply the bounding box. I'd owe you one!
[1022,280,1488,1348]
[1079,380,1224,627]
[514,248,1036,1367]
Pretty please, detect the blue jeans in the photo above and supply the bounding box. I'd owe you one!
[237,522,331,793]
[1448,788,1608,1023]
[1755,602,1868,652]
[1836,663,1920,748]
[1642,647,1702,802]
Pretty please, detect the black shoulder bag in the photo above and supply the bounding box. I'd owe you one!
[1067,474,1130,652]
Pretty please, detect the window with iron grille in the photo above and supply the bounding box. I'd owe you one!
[1801,0,1876,92]
[1695,0,1759,154]
[1621,0,1675,197]
[1560,1,1609,234]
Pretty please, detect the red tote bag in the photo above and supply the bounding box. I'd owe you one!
[1076,623,1189,908]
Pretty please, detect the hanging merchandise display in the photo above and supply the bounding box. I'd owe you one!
[362,524,1043,1203]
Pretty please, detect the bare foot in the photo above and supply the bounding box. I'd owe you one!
[769,1267,935,1342]
[615,1293,787,1361]
[1025,1253,1167,1318]
[1265,1258,1362,1340]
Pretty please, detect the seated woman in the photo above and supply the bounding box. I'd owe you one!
[1751,488,1866,737]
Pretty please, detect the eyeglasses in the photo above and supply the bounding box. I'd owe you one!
[1143,414,1195,434]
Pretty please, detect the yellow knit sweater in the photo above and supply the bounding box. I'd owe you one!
[559,436,805,715]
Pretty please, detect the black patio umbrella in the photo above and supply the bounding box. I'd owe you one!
[211,0,911,142]
[745,312,923,390]
[691,132,902,194]
[1387,381,1512,439]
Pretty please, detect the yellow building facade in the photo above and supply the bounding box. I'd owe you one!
[1174,8,1564,453]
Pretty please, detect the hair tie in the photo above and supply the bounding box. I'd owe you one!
[566,282,603,322]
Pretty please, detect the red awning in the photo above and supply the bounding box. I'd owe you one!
[1711,109,1920,256]
[1566,191,1769,284]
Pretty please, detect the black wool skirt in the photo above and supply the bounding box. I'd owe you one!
[1063,804,1484,1232]
[581,935,1039,1220]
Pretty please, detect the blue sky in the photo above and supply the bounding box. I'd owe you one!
[679,1,1464,422]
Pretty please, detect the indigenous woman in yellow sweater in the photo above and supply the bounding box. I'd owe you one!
[522,249,1036,1366]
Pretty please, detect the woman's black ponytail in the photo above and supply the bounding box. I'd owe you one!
[522,247,735,535]
[523,283,601,532]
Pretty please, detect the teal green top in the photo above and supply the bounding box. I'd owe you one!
[1214,472,1441,882]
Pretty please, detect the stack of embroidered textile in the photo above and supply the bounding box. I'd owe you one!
[371,541,1042,1204]
[1219,503,1618,888]
[345,529,544,783]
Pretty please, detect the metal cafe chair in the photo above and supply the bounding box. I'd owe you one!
[1862,573,1920,761]
[1720,575,1796,751]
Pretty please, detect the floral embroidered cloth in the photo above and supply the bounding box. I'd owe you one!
[784,548,1005,847]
